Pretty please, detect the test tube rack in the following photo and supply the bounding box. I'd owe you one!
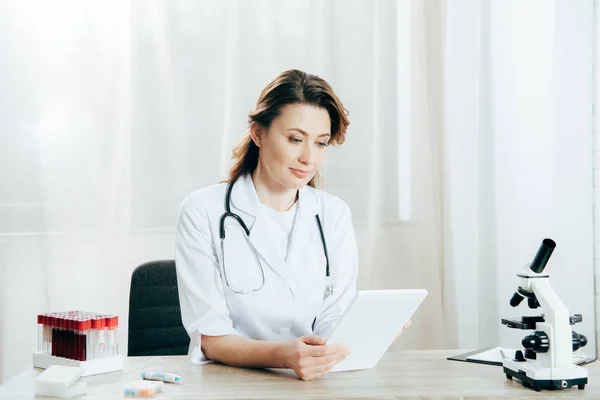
[33,311,124,376]
[32,352,124,377]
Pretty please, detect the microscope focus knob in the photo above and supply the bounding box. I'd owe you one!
[522,331,549,353]
[572,331,588,352]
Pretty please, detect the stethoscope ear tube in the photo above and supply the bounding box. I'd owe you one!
[221,183,250,239]
[315,215,330,278]
[220,211,250,239]
[220,178,332,298]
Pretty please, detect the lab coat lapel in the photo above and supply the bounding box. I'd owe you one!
[229,174,289,282]
[286,186,318,267]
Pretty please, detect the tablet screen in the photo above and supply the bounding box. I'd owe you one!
[328,289,428,371]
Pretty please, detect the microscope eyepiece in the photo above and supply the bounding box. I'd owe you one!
[529,238,556,274]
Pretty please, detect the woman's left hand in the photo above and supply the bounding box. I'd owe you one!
[394,319,412,342]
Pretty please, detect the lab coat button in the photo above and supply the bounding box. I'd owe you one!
[278,327,290,335]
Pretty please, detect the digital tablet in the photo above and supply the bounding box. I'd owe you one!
[327,289,428,372]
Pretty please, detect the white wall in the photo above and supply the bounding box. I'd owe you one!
[446,0,595,352]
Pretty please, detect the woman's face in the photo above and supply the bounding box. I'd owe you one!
[255,103,331,190]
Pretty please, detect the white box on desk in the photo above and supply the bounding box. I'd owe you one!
[32,352,124,376]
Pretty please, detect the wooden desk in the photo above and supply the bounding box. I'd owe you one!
[1,343,599,399]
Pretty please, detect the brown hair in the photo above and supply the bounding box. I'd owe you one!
[225,69,350,188]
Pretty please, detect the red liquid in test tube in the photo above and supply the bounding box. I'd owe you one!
[71,316,76,360]
[62,316,67,359]
[76,314,81,361]
[60,314,66,359]
[58,313,64,358]
[51,313,57,357]
[54,313,60,358]
[67,316,73,360]
[60,313,67,359]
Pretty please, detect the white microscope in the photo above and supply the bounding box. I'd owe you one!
[501,238,588,391]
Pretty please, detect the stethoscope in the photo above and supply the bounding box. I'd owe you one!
[219,179,334,300]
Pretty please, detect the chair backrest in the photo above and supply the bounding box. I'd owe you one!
[128,260,190,356]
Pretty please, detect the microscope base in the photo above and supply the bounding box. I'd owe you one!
[504,367,587,391]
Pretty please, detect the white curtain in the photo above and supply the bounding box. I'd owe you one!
[0,0,450,383]
[445,0,595,353]
[1,0,596,385]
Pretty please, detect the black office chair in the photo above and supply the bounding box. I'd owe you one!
[128,260,190,356]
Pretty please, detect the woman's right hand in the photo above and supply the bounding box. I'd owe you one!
[278,335,350,381]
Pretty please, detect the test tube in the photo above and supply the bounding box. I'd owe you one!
[75,315,81,361]
[60,314,66,358]
[66,316,73,359]
[106,315,118,357]
[77,313,89,361]
[85,313,94,360]
[48,314,54,356]
[40,314,46,354]
[75,312,80,359]
[90,316,98,360]
[57,313,63,358]
[41,314,47,354]
[57,313,64,358]
[51,313,58,357]
[65,314,70,359]
[61,313,68,358]
[37,315,44,353]
[81,316,91,361]
[93,316,106,359]
[71,312,78,360]
[74,316,80,361]
[60,313,66,358]
[44,314,51,354]
[59,314,65,358]
[71,316,77,360]
[103,315,109,357]
[114,315,119,355]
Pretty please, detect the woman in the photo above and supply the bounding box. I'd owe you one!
[175,69,357,381]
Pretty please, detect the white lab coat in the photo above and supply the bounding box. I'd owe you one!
[175,173,359,363]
